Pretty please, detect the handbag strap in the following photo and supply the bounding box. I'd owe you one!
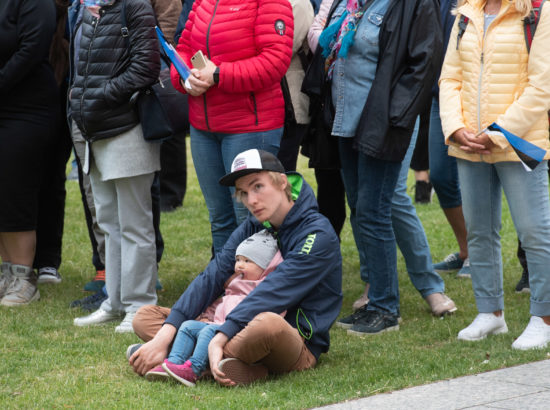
[120,0,171,67]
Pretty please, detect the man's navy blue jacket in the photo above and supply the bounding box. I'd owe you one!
[165,173,343,360]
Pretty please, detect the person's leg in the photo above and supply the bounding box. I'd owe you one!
[190,127,237,254]
[115,172,158,314]
[223,312,316,373]
[132,305,171,342]
[188,323,220,375]
[168,320,209,364]
[315,168,346,238]
[515,239,530,293]
[159,131,187,212]
[277,123,307,172]
[428,98,468,262]
[220,127,282,224]
[150,172,164,265]
[392,117,446,298]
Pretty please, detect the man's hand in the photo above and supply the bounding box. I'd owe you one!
[129,325,176,376]
[450,127,493,155]
[208,332,235,386]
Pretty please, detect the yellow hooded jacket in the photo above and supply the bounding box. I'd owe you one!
[439,0,550,163]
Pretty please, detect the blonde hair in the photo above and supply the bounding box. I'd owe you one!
[455,0,533,17]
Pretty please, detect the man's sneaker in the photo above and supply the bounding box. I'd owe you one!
[1,265,39,306]
[433,252,465,273]
[352,285,369,311]
[515,269,530,293]
[115,312,136,333]
[512,316,550,350]
[37,267,62,284]
[162,360,198,387]
[456,258,471,279]
[347,309,399,336]
[145,363,171,381]
[458,313,508,341]
[218,358,268,386]
[74,308,122,327]
[415,181,433,204]
[0,272,14,300]
[83,270,105,292]
[126,343,142,360]
[336,304,370,329]
[425,293,458,316]
[70,289,108,311]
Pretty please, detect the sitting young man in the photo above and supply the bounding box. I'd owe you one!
[128,149,343,386]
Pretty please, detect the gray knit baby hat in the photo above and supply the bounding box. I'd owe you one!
[235,230,278,270]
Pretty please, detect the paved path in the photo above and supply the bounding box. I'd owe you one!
[316,359,550,409]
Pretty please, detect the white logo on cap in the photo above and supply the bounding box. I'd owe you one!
[231,149,263,172]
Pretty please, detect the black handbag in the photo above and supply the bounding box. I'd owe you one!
[121,0,189,142]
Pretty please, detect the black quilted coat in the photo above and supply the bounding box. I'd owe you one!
[70,0,160,141]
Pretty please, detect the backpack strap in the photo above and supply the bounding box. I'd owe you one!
[456,15,470,50]
[524,0,546,51]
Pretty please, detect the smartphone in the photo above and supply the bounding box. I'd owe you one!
[191,50,207,69]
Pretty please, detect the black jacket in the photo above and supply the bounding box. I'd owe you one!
[303,0,442,162]
[70,0,160,141]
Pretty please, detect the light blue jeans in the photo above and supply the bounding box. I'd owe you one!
[393,119,445,298]
[190,126,282,253]
[457,159,550,316]
[168,320,220,376]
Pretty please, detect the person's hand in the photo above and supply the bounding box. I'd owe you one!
[450,127,493,154]
[208,332,235,386]
[129,338,168,376]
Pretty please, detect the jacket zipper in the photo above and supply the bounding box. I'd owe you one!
[250,92,258,125]
[80,16,99,139]
[203,0,221,131]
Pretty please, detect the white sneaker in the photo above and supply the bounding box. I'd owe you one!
[458,313,508,341]
[115,312,136,333]
[0,273,14,299]
[74,308,122,327]
[1,276,40,306]
[512,316,550,350]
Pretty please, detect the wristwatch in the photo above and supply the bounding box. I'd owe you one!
[213,67,220,84]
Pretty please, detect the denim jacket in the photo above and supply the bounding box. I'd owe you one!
[330,0,390,137]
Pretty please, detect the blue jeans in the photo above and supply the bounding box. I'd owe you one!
[168,320,220,376]
[457,159,550,316]
[339,138,401,315]
[393,118,445,297]
[190,126,282,253]
[428,98,462,209]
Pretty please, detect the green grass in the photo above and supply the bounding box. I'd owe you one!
[1,149,547,409]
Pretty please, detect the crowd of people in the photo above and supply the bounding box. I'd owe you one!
[1,0,549,387]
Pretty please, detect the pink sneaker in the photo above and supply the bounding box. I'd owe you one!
[144,364,170,381]
[162,360,198,387]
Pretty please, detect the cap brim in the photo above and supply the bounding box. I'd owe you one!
[219,168,264,186]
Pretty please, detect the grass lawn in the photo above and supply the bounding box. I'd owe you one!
[1,148,547,409]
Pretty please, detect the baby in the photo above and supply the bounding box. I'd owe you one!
[146,230,280,386]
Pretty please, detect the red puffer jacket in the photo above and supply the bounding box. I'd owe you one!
[170,0,293,133]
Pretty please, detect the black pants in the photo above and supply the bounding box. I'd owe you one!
[315,168,346,238]
[159,131,187,211]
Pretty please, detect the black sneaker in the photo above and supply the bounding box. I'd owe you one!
[335,304,370,329]
[347,309,399,336]
[515,269,530,293]
[415,181,433,204]
[37,267,62,284]
[126,343,142,361]
[70,289,107,311]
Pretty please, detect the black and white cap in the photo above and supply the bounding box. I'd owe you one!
[219,149,285,186]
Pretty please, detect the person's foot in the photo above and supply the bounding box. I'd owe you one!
[515,268,530,293]
[433,252,465,273]
[70,289,108,312]
[115,312,136,334]
[456,257,471,279]
[351,285,369,311]
[512,316,550,350]
[83,270,105,292]
[218,358,268,386]
[162,360,198,387]
[156,278,163,291]
[1,268,40,306]
[0,271,14,300]
[126,343,142,360]
[425,293,457,316]
[336,304,370,330]
[145,363,171,381]
[74,308,122,327]
[347,309,399,336]
[415,181,433,204]
[458,313,508,341]
[37,267,62,284]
